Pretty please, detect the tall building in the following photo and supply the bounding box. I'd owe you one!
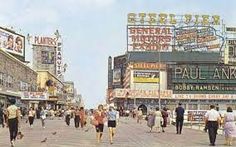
[107,13,236,113]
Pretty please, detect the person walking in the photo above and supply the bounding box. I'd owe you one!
[223,107,236,146]
[161,107,168,132]
[107,106,117,144]
[147,109,155,132]
[137,108,143,124]
[175,103,185,134]
[0,104,5,128]
[28,107,35,128]
[65,108,71,126]
[93,104,106,143]
[205,105,221,146]
[40,107,47,129]
[79,107,85,129]
[154,107,162,133]
[6,99,20,147]
[74,107,80,129]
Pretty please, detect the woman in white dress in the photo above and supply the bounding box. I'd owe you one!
[154,107,163,133]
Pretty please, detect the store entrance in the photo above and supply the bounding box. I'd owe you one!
[138,104,147,115]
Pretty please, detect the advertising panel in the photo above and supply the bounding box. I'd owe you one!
[187,110,207,122]
[64,82,74,95]
[112,88,172,99]
[130,62,166,70]
[171,64,236,93]
[33,36,57,47]
[127,26,173,52]
[21,92,48,100]
[133,70,159,83]
[173,94,236,100]
[127,13,224,52]
[56,42,63,78]
[175,26,223,52]
[0,27,25,57]
[41,51,55,64]
[113,68,121,85]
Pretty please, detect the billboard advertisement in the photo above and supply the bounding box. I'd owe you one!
[56,42,63,78]
[64,82,74,95]
[113,68,121,85]
[127,13,224,52]
[0,27,25,57]
[41,51,55,64]
[128,26,173,52]
[170,64,236,93]
[133,70,159,83]
[175,26,223,52]
[21,92,48,100]
[227,40,236,64]
[112,88,172,99]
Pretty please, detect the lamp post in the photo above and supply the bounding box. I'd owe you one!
[158,51,161,109]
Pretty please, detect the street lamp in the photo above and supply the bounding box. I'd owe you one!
[158,51,161,109]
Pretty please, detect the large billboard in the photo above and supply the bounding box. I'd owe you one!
[127,13,224,52]
[0,27,25,57]
[169,64,236,93]
[133,70,159,83]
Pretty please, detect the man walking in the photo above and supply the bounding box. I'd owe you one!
[175,103,185,134]
[205,105,221,146]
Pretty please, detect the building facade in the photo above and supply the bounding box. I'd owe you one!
[108,13,236,113]
[0,48,37,107]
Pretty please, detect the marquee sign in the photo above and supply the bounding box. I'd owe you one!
[56,42,63,78]
[33,36,57,47]
[128,13,221,26]
[127,13,224,52]
[170,64,236,93]
[127,26,173,51]
[112,89,172,99]
[129,62,166,70]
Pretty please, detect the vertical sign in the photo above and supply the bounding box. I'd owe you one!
[56,42,62,78]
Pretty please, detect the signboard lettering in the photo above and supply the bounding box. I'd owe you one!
[128,13,220,26]
[34,36,57,46]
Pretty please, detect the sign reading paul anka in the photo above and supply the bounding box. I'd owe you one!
[171,65,236,92]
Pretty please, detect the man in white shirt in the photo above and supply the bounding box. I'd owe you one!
[205,105,221,146]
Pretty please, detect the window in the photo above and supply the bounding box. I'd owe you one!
[7,75,13,88]
[20,81,28,91]
[0,72,3,85]
[228,46,236,57]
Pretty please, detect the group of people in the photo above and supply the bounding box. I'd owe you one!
[146,107,169,133]
[91,104,119,144]
[64,106,86,129]
[205,105,236,146]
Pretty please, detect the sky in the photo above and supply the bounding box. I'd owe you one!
[1,0,236,108]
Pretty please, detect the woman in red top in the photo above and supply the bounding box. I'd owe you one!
[94,104,106,143]
[79,107,85,128]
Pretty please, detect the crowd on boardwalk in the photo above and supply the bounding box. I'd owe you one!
[1,100,236,147]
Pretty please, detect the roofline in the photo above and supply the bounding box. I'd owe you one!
[36,70,64,85]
